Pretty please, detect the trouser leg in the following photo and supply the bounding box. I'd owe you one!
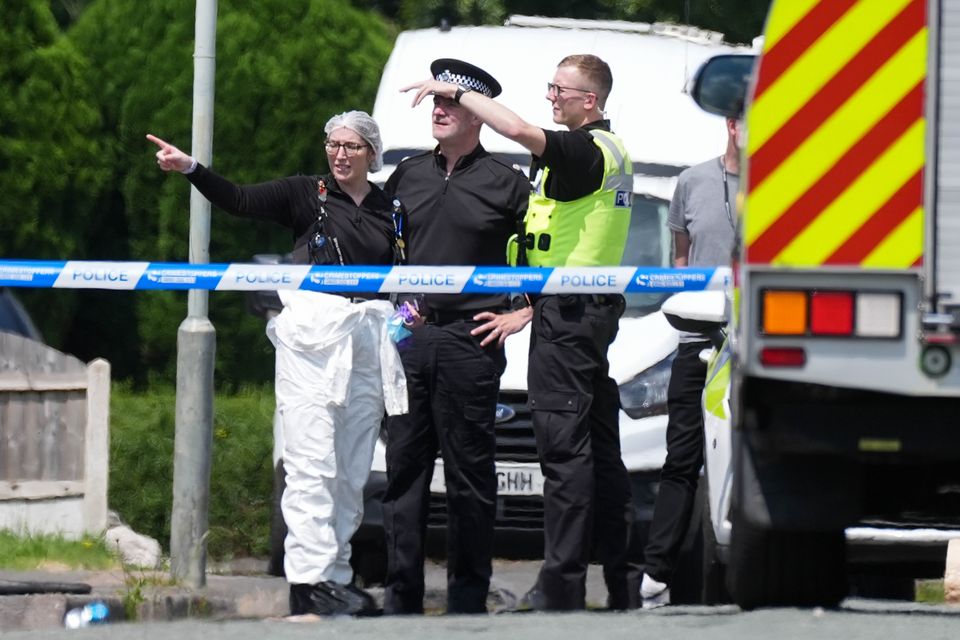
[433,323,503,614]
[277,342,339,584]
[643,341,709,584]
[528,297,620,610]
[383,334,436,614]
[589,374,641,609]
[331,318,386,584]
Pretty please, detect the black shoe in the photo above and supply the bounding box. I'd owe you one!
[289,581,379,617]
[342,583,379,615]
[509,586,548,612]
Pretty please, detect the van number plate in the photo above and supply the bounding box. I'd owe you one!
[431,463,544,496]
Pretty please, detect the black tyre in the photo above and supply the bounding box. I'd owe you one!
[671,476,729,604]
[727,507,847,610]
[698,478,729,605]
[267,459,287,577]
[668,479,706,604]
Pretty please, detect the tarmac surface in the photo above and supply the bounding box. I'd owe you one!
[0,559,287,631]
[0,558,610,631]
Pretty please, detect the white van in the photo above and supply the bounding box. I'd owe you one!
[342,16,751,578]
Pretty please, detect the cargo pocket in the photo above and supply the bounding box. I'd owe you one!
[441,378,498,460]
[528,390,584,462]
[529,390,579,414]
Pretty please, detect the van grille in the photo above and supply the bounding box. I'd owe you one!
[428,495,545,531]
[495,392,538,462]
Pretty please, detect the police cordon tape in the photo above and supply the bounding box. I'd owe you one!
[0,260,731,294]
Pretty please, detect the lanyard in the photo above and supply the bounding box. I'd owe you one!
[391,198,406,264]
[719,156,734,229]
[311,178,345,266]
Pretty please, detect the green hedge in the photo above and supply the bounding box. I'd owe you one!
[109,384,276,559]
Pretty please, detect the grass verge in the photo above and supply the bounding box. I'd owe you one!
[916,579,945,604]
[0,531,117,570]
[110,383,276,559]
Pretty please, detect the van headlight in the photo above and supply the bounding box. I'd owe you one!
[618,351,676,419]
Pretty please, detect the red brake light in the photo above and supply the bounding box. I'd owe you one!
[810,291,854,336]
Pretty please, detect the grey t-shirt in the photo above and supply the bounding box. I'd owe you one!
[667,156,737,342]
[668,156,737,268]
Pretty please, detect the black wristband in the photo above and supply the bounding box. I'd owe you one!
[454,85,473,103]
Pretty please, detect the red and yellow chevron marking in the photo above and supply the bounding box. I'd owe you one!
[744,0,926,268]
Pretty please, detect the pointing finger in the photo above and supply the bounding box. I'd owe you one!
[146,133,171,150]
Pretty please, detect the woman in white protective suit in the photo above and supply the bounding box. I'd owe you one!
[147,111,407,617]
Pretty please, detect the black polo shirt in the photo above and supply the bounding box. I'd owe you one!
[532,119,609,202]
[187,165,397,266]
[385,144,530,313]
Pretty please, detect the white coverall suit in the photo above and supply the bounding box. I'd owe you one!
[267,291,407,585]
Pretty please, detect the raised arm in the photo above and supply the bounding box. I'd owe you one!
[401,78,547,157]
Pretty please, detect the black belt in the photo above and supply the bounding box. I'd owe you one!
[530,293,622,306]
[426,307,501,325]
[586,294,623,306]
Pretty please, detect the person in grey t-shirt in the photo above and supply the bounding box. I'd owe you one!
[640,117,740,608]
[668,143,738,271]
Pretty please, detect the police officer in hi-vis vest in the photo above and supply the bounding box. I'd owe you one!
[402,53,640,611]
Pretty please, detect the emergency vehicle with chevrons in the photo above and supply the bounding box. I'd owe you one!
[676,0,960,609]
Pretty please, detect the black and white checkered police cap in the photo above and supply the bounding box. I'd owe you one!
[430,58,502,98]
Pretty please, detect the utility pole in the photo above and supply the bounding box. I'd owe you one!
[171,0,217,588]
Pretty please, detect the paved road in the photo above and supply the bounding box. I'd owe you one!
[3,599,959,640]
[3,558,958,637]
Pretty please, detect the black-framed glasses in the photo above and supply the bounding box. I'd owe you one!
[546,82,595,98]
[324,140,368,156]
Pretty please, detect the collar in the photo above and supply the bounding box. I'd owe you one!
[432,142,488,172]
[320,174,390,209]
[580,119,611,133]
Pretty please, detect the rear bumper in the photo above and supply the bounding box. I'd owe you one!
[846,525,959,578]
[741,376,960,460]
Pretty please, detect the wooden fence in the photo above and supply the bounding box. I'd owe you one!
[0,331,110,537]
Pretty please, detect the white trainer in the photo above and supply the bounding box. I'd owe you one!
[640,573,670,609]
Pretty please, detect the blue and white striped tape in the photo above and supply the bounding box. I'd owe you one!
[0,260,730,294]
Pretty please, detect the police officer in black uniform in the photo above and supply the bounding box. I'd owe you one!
[381,59,531,615]
[403,54,640,611]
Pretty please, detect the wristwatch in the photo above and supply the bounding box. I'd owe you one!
[454,85,473,103]
[510,294,531,311]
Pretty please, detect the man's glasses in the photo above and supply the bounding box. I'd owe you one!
[546,82,595,98]
[324,140,368,156]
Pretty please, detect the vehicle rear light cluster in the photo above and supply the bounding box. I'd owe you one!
[758,346,806,367]
[760,289,901,338]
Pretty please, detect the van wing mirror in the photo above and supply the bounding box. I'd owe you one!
[661,291,727,335]
[688,54,756,119]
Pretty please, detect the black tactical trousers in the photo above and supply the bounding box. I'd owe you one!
[382,320,506,614]
[643,339,710,584]
[527,294,640,610]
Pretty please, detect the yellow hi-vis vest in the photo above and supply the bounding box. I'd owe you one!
[508,129,633,267]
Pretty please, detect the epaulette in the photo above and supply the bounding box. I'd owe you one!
[395,149,435,165]
[489,155,527,177]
